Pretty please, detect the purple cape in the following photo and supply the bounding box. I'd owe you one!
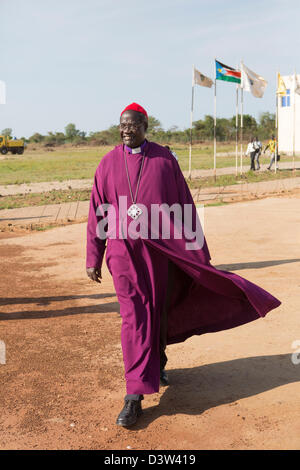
[86,141,281,394]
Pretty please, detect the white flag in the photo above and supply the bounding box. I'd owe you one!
[194,68,213,88]
[0,80,6,104]
[294,73,300,95]
[241,63,267,98]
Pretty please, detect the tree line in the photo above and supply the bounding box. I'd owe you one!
[3,112,275,147]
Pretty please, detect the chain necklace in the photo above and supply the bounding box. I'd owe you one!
[123,146,145,220]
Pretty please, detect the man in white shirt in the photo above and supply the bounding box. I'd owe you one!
[253,137,262,170]
[245,138,257,171]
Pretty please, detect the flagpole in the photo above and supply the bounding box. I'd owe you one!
[235,84,239,177]
[213,60,217,181]
[235,58,240,178]
[240,87,244,174]
[293,70,296,173]
[213,79,217,181]
[275,72,279,174]
[188,65,195,180]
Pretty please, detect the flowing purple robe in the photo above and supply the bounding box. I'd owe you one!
[86,141,281,395]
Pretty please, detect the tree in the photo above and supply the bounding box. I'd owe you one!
[43,132,57,146]
[107,125,120,142]
[193,115,215,140]
[29,132,44,143]
[242,114,258,140]
[88,125,120,145]
[147,116,163,134]
[21,110,277,149]
[259,112,275,128]
[258,112,275,140]
[54,132,66,145]
[64,123,80,141]
[1,128,12,137]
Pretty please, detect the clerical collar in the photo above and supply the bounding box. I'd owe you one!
[124,140,147,154]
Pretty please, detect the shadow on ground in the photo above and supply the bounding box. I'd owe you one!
[215,258,300,271]
[0,293,116,306]
[133,354,299,429]
[0,293,120,320]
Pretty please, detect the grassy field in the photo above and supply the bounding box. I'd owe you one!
[1,168,299,210]
[188,168,300,189]
[0,146,104,185]
[1,142,299,186]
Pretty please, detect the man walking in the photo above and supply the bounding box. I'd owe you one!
[245,137,257,171]
[254,136,262,170]
[263,135,278,170]
[86,103,281,427]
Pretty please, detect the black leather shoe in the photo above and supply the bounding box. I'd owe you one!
[116,399,142,427]
[160,369,169,386]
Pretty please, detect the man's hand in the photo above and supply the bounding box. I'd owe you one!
[86,267,102,283]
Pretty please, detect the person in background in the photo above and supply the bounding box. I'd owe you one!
[263,135,278,170]
[253,136,262,170]
[245,137,257,171]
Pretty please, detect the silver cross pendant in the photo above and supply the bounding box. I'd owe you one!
[127,203,143,220]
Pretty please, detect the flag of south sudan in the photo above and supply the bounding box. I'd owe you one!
[215,60,241,84]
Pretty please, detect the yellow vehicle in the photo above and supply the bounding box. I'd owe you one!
[0,135,25,155]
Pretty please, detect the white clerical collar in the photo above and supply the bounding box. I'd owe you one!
[124,140,147,155]
[131,146,141,154]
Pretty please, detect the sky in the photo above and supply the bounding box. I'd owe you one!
[1,0,300,138]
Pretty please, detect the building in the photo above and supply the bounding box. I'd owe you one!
[278,74,300,155]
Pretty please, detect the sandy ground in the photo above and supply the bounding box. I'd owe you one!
[0,179,94,196]
[0,195,300,450]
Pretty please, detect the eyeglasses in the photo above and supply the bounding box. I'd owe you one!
[120,123,143,131]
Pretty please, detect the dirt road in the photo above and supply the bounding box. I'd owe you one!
[0,161,299,196]
[0,196,299,450]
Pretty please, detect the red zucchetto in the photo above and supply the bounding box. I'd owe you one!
[120,102,148,119]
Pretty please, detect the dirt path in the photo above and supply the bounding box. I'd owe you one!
[0,161,299,196]
[0,196,299,450]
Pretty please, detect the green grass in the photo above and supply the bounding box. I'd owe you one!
[1,169,299,210]
[196,201,229,207]
[0,188,91,210]
[0,146,108,185]
[188,168,300,190]
[1,142,299,185]
[170,143,300,171]
[32,225,58,231]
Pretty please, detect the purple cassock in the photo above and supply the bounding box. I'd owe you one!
[86,140,281,395]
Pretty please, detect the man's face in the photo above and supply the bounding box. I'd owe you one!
[120,110,147,148]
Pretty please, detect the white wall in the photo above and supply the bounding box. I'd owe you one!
[278,74,300,154]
